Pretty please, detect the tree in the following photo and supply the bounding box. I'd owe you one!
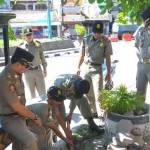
[88,0,150,24]
[0,0,5,5]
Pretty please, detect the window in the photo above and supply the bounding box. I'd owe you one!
[28,5,33,10]
[35,4,47,10]
[12,4,26,10]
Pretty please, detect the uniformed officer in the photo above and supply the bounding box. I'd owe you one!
[0,47,42,150]
[135,7,150,98]
[52,74,104,134]
[20,28,47,99]
[27,86,74,150]
[77,21,113,117]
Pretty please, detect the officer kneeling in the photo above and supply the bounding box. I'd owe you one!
[27,86,74,150]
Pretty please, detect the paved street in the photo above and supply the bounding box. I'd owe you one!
[2,40,150,149]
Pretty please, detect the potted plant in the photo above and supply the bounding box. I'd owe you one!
[98,84,149,137]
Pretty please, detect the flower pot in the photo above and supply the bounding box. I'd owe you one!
[105,104,150,138]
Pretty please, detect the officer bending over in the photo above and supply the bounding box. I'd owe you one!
[53,74,104,134]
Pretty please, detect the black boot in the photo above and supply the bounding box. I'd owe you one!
[52,134,57,143]
[87,118,104,133]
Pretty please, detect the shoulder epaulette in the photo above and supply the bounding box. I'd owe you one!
[19,42,24,46]
[34,40,41,47]
[102,35,110,42]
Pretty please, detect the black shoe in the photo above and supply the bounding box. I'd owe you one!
[90,125,105,134]
[53,135,57,143]
[92,113,98,118]
[87,117,105,134]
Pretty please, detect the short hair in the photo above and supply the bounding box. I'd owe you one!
[74,79,90,98]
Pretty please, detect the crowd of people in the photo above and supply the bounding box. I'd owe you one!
[0,6,149,150]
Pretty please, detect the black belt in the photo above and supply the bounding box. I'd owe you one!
[90,62,101,66]
[29,65,40,70]
[142,59,150,64]
[0,113,18,116]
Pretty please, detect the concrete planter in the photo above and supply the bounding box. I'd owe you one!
[105,105,150,140]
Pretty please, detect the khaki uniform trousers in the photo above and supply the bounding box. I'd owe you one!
[27,103,53,150]
[60,96,93,119]
[0,116,38,150]
[24,67,46,99]
[136,62,150,98]
[80,63,103,116]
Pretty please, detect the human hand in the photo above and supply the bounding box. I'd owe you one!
[66,114,72,124]
[44,70,47,77]
[33,116,42,127]
[76,69,80,76]
[67,143,74,150]
[66,138,74,150]
[105,72,111,81]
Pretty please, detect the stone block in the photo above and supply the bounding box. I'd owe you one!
[107,143,127,150]
[117,119,133,133]
[116,132,134,146]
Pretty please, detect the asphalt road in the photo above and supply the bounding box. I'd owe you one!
[3,40,150,149]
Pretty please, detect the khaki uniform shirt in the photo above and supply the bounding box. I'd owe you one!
[53,74,82,112]
[135,26,150,60]
[20,40,47,71]
[82,34,113,64]
[0,65,26,114]
[27,103,52,150]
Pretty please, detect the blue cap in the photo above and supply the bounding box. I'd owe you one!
[92,21,103,33]
[47,86,65,102]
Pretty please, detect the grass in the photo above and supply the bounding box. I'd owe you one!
[0,37,66,48]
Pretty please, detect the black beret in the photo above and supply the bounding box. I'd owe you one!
[92,21,103,33]
[140,7,150,21]
[47,86,65,102]
[74,79,90,98]
[11,47,34,66]
[23,27,33,36]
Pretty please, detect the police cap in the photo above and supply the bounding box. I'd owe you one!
[47,86,65,102]
[74,79,90,98]
[23,27,33,36]
[92,21,103,33]
[140,7,150,21]
[11,47,34,66]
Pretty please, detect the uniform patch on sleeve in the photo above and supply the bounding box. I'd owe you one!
[9,84,16,92]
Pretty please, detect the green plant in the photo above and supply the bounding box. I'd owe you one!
[74,24,86,36]
[99,84,145,115]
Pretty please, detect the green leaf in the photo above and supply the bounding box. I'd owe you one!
[74,24,86,36]
[88,0,95,4]
[97,0,105,3]
[0,0,5,5]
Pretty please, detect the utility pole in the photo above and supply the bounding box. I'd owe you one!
[47,0,52,38]
[61,0,64,37]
